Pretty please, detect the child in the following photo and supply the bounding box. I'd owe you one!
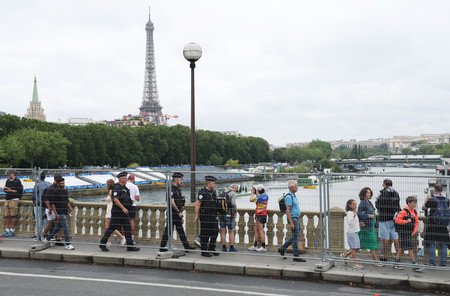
[341,199,364,269]
[394,195,422,272]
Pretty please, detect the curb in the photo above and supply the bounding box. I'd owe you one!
[1,247,449,293]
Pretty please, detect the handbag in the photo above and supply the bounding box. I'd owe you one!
[359,221,366,228]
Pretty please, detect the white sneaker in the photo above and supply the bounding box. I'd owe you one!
[256,247,268,252]
[194,236,201,248]
[65,244,75,250]
[248,246,257,251]
[106,242,112,247]
[120,237,126,246]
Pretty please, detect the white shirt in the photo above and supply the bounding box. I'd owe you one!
[126,182,140,207]
[346,211,360,233]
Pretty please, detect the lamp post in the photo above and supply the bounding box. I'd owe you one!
[183,42,202,203]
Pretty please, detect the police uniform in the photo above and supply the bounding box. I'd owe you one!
[199,176,219,253]
[100,172,136,249]
[160,173,194,250]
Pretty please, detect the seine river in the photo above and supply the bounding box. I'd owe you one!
[82,167,439,213]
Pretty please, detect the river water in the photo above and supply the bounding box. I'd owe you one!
[80,167,440,213]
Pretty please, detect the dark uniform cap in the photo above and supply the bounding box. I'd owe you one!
[117,171,128,179]
[172,172,184,179]
[205,175,217,182]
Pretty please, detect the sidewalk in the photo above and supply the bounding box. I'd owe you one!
[1,235,449,293]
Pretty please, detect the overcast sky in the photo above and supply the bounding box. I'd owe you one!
[1,1,450,147]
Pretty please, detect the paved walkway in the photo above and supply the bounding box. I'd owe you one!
[1,236,449,293]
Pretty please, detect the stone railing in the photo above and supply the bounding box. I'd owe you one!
[0,200,429,254]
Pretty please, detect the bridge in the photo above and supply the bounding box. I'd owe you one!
[336,154,445,166]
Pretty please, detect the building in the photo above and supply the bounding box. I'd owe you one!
[25,76,46,121]
[68,118,96,126]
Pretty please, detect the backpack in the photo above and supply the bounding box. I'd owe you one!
[430,196,450,226]
[216,190,230,215]
[394,209,416,233]
[279,193,291,214]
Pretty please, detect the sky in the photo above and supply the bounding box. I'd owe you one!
[1,0,450,147]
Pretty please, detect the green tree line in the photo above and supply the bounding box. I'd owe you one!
[0,115,270,168]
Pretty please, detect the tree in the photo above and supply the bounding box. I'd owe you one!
[225,158,239,168]
[0,134,25,166]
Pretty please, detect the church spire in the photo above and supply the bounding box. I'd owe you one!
[32,75,39,103]
[25,75,46,122]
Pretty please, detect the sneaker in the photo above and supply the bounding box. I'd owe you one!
[65,244,75,250]
[278,248,286,258]
[229,247,238,253]
[127,246,140,251]
[248,245,257,251]
[374,261,385,267]
[55,239,65,246]
[353,263,364,269]
[194,236,201,248]
[4,231,13,237]
[120,237,126,246]
[99,245,109,252]
[256,247,268,252]
[201,252,212,257]
[210,249,220,256]
[412,263,423,272]
[1,231,8,237]
[393,264,403,270]
[293,256,306,262]
[222,246,228,252]
[184,245,196,250]
[106,242,112,247]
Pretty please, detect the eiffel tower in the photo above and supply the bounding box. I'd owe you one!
[139,8,166,125]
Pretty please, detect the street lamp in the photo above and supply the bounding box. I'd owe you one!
[183,42,202,203]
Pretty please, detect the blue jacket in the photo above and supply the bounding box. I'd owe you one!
[357,199,377,231]
[32,181,50,206]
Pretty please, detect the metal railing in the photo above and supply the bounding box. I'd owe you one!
[0,167,449,271]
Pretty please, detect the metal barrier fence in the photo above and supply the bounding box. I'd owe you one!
[0,167,449,271]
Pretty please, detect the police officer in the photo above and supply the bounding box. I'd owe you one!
[193,175,219,257]
[160,172,196,251]
[99,171,140,252]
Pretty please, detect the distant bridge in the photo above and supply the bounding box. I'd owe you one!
[336,154,444,166]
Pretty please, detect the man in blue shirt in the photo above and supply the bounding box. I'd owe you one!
[278,180,306,262]
[31,172,49,239]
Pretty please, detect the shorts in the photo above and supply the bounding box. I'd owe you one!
[378,220,399,240]
[399,232,414,251]
[129,206,136,219]
[255,214,267,224]
[45,208,56,221]
[219,216,235,230]
[3,200,19,216]
[347,232,360,249]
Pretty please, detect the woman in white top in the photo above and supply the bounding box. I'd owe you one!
[102,179,125,246]
[340,199,364,269]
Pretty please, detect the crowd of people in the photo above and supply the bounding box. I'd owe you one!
[342,179,449,271]
[1,171,449,270]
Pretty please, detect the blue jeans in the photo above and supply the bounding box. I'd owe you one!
[280,218,301,256]
[429,242,448,266]
[46,214,70,244]
[34,206,47,237]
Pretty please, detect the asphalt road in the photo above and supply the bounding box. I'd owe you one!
[0,259,440,296]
